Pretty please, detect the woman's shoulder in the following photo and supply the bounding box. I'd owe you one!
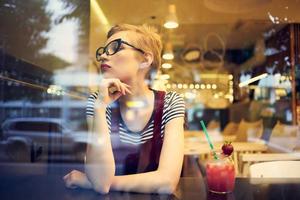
[164,91,184,106]
[159,90,185,124]
[165,90,181,98]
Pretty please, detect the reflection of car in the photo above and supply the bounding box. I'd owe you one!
[1,117,88,162]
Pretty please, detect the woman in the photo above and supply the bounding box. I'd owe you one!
[63,24,185,194]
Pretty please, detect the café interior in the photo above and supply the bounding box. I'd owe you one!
[1,0,300,198]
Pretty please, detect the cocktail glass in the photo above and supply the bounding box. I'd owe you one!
[206,153,235,194]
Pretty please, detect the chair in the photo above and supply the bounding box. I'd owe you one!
[271,121,298,137]
[268,122,299,152]
[207,120,220,131]
[235,119,263,142]
[294,135,300,151]
[249,161,300,178]
[222,121,238,136]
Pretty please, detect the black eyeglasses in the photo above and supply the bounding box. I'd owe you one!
[96,38,145,61]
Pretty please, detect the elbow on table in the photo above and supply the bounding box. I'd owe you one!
[160,184,177,194]
[158,177,178,194]
[90,176,114,195]
[92,184,111,194]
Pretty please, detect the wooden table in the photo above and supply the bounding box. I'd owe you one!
[184,130,236,143]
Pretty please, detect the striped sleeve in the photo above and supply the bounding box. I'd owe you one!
[86,92,98,117]
[163,92,185,124]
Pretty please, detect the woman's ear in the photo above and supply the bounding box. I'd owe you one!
[140,52,153,69]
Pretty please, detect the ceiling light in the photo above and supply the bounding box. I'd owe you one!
[164,21,178,29]
[162,42,174,60]
[162,63,172,69]
[239,73,268,87]
[160,74,170,80]
[185,92,196,99]
[163,4,179,29]
[182,47,201,63]
[162,53,174,60]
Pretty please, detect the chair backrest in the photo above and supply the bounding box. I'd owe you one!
[222,121,238,136]
[207,120,220,131]
[236,119,263,142]
[249,161,300,178]
[271,121,298,137]
[268,122,299,152]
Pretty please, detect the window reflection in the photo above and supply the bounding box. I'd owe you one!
[0,0,300,195]
[0,0,89,164]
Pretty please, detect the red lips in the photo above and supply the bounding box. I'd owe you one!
[100,64,111,72]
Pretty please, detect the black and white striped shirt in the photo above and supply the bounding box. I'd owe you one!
[86,91,185,145]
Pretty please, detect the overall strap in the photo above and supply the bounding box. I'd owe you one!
[110,103,120,134]
[150,90,165,161]
[152,91,165,140]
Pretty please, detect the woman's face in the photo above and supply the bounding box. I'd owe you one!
[99,31,144,81]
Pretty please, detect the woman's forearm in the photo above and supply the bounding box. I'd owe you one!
[110,171,178,194]
[85,104,115,194]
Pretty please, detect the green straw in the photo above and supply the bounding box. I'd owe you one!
[200,120,218,160]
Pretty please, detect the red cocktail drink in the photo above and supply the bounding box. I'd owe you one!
[206,155,235,194]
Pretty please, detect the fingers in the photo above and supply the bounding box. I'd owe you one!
[113,79,131,95]
[109,79,122,94]
[104,79,132,95]
[124,86,132,95]
[63,173,69,180]
[123,84,132,94]
[120,82,132,95]
[98,79,132,105]
[63,170,79,189]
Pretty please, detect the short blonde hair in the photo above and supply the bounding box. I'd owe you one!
[107,24,162,71]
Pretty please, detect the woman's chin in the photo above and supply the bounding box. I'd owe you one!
[102,72,114,79]
[102,73,128,81]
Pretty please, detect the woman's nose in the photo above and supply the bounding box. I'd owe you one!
[99,52,109,62]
